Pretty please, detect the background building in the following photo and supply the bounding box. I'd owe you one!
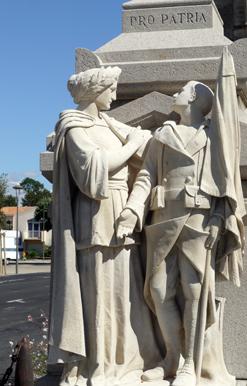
[1,206,52,258]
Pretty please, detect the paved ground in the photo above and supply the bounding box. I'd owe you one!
[2,259,51,275]
[0,271,51,377]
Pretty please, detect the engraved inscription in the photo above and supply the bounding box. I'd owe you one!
[130,12,207,28]
[130,15,155,28]
[123,5,212,32]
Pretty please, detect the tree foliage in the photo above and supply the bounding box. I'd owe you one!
[0,174,17,228]
[34,198,52,231]
[20,178,51,207]
[0,174,16,229]
[3,194,17,206]
[20,178,52,230]
[0,174,8,208]
[0,175,53,230]
[0,210,6,230]
[0,173,17,208]
[0,174,8,229]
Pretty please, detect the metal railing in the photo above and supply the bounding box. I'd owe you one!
[23,231,41,240]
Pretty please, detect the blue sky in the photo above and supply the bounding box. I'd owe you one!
[0,0,123,192]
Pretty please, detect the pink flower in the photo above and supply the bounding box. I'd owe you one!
[27,315,33,322]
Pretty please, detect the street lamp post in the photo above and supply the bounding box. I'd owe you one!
[13,184,23,274]
[41,207,47,260]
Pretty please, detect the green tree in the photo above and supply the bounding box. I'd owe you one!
[0,210,7,230]
[0,173,8,208]
[20,178,52,207]
[2,194,17,206]
[34,197,52,231]
[20,178,52,230]
[0,174,8,229]
[0,174,16,207]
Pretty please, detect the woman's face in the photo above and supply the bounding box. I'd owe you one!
[95,83,117,111]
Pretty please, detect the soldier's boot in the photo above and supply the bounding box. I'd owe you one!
[172,363,196,386]
[60,362,79,386]
[141,356,179,382]
[141,301,182,382]
[144,276,182,382]
[141,360,166,381]
[75,359,88,386]
[172,297,199,386]
[141,318,181,382]
[75,375,87,386]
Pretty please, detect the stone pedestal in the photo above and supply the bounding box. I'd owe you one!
[216,252,247,379]
[91,0,231,99]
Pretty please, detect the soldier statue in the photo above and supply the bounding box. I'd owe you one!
[117,49,245,386]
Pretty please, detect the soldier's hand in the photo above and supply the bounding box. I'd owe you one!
[117,209,138,239]
[205,216,222,250]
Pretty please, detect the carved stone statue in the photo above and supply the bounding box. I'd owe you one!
[117,49,245,386]
[48,66,163,386]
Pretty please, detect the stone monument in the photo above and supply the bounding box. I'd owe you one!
[41,0,247,384]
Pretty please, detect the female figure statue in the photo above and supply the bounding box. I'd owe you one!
[48,67,161,386]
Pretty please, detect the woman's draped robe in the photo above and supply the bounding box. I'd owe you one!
[48,110,162,384]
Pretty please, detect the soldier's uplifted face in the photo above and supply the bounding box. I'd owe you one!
[172,83,194,114]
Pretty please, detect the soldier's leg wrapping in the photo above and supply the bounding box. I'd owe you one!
[149,251,182,375]
[179,252,202,367]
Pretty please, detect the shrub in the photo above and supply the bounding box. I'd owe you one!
[44,246,52,258]
[27,249,38,259]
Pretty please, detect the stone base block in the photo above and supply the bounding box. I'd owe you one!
[35,375,247,386]
[35,375,170,386]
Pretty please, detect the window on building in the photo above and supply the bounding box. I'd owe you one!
[28,220,41,238]
[6,217,13,230]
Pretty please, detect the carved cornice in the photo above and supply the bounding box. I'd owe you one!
[123,0,212,9]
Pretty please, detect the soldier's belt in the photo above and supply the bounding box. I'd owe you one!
[150,185,211,210]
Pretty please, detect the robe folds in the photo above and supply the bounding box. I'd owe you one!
[48,109,161,381]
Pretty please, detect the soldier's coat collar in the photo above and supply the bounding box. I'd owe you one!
[154,120,209,159]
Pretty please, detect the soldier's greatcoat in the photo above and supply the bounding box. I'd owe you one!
[126,120,245,316]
